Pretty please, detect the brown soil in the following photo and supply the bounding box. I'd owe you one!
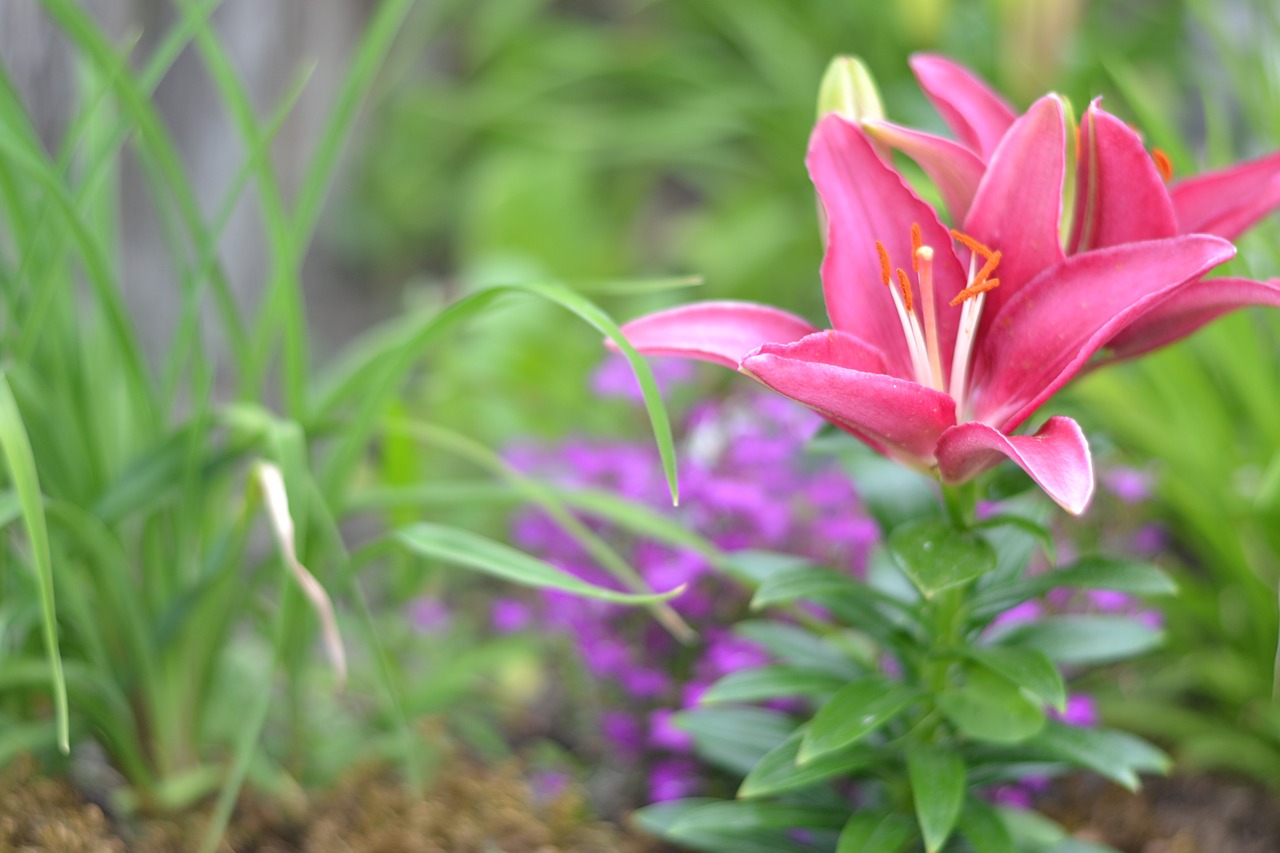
[1041,773,1280,853]
[0,756,663,853]
[10,752,1280,853]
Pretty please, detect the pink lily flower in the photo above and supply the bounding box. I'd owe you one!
[619,99,1234,515]
[868,54,1280,362]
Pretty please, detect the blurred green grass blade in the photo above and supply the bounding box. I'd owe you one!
[572,274,704,294]
[162,61,314,406]
[0,65,151,414]
[171,0,307,413]
[291,0,417,249]
[0,373,68,752]
[383,420,695,641]
[351,480,720,563]
[314,281,679,507]
[37,0,247,369]
[397,522,684,604]
[1102,60,1196,167]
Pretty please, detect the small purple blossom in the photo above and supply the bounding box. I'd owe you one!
[648,757,701,802]
[407,598,453,635]
[991,600,1044,629]
[592,354,696,402]
[649,709,693,752]
[1103,466,1154,504]
[1053,694,1100,728]
[490,598,534,633]
[1131,523,1168,557]
[601,711,646,758]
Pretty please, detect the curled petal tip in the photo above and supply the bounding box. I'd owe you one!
[936,417,1094,515]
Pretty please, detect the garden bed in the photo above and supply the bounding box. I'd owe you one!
[0,755,664,853]
[8,751,1280,852]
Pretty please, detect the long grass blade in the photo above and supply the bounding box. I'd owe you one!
[314,281,679,507]
[0,372,69,752]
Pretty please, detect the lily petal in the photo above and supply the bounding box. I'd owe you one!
[963,95,1068,319]
[617,301,817,368]
[741,330,955,464]
[863,120,986,222]
[1101,276,1280,362]
[969,235,1236,431]
[1170,149,1280,240]
[909,54,1018,159]
[809,115,968,379]
[936,417,1094,515]
[1068,100,1179,253]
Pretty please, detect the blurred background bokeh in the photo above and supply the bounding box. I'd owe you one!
[5,0,1280,807]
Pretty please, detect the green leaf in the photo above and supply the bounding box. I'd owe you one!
[749,565,913,640]
[1049,556,1177,595]
[676,707,795,776]
[937,665,1045,744]
[888,518,996,598]
[734,620,863,678]
[720,550,817,587]
[671,800,848,834]
[973,556,1176,619]
[1030,723,1169,791]
[907,743,965,853]
[0,373,68,753]
[995,615,1163,665]
[957,797,1015,853]
[836,811,915,853]
[633,799,815,853]
[751,564,862,606]
[701,665,845,705]
[396,523,681,604]
[739,728,877,799]
[965,646,1066,713]
[971,513,1055,559]
[800,677,917,763]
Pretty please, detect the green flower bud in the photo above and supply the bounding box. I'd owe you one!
[817,55,884,123]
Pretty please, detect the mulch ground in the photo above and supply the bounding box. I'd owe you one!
[0,755,661,852]
[1040,773,1280,853]
[4,754,1279,852]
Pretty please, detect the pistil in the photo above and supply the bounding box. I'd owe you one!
[915,246,944,390]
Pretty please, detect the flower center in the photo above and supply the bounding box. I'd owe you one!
[875,225,1001,413]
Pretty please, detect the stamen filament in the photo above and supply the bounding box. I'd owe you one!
[915,246,944,390]
[886,266,931,386]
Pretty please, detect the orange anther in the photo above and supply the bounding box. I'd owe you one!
[1152,148,1173,183]
[910,222,923,273]
[949,277,1001,307]
[875,240,892,286]
[895,268,914,313]
[950,229,997,261]
[970,249,1002,288]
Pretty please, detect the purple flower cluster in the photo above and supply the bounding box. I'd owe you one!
[502,356,879,801]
